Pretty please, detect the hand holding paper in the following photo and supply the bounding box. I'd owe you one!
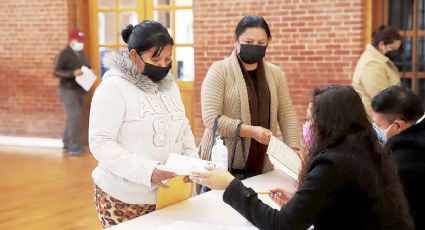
[151,168,176,188]
[75,66,96,91]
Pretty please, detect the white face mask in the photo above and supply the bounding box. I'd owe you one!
[71,42,84,52]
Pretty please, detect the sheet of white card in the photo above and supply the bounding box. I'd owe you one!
[267,135,301,180]
[156,153,223,176]
[75,66,96,91]
[156,220,258,230]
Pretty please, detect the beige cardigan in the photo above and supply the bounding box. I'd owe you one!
[200,50,301,173]
[352,44,400,118]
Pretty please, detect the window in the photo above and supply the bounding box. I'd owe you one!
[91,0,194,81]
[374,0,425,105]
[153,0,194,81]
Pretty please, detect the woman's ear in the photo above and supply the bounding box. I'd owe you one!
[129,49,138,62]
[233,35,238,48]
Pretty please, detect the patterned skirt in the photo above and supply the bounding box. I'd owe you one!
[94,184,156,228]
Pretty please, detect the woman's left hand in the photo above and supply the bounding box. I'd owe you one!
[190,166,235,190]
[268,188,294,207]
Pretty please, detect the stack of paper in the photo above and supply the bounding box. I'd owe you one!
[75,66,96,91]
[267,136,301,180]
[156,220,258,230]
[156,153,223,176]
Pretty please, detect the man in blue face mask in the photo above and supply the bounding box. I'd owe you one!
[372,86,425,230]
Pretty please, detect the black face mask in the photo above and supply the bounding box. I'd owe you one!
[140,56,171,83]
[238,44,267,64]
[385,50,400,62]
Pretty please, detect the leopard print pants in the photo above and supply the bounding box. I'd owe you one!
[94,184,156,228]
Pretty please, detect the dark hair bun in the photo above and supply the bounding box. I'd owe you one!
[121,24,134,44]
[378,25,387,31]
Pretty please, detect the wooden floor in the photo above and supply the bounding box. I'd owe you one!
[0,146,102,230]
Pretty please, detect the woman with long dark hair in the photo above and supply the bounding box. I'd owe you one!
[191,85,414,230]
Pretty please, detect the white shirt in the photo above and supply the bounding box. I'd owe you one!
[89,69,197,204]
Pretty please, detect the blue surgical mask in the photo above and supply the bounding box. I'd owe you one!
[374,122,394,144]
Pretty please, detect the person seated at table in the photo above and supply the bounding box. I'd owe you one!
[372,86,425,230]
[190,85,414,230]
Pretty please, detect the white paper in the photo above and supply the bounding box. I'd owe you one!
[267,136,301,180]
[156,153,223,176]
[156,220,258,230]
[75,66,96,91]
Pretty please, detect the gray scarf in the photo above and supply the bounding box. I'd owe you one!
[102,51,175,94]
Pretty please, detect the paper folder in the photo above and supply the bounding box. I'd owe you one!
[156,175,194,210]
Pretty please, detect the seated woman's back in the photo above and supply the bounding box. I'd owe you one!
[295,85,413,229]
[306,142,406,229]
[250,85,413,229]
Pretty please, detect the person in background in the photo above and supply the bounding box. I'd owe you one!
[352,25,402,118]
[200,16,300,179]
[191,85,414,230]
[372,86,425,230]
[53,29,90,156]
[89,20,198,228]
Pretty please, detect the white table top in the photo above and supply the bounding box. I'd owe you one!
[109,170,296,230]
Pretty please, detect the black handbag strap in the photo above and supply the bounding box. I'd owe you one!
[209,115,222,161]
[211,115,221,147]
[229,122,247,173]
[210,116,246,174]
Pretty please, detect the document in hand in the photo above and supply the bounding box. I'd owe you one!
[156,175,194,210]
[75,66,96,91]
[156,153,223,176]
[267,136,301,181]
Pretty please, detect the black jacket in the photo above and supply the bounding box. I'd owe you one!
[387,119,425,230]
[223,145,409,230]
[53,46,90,90]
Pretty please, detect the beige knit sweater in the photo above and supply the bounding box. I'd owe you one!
[352,44,400,118]
[200,50,301,173]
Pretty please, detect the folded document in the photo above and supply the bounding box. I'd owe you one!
[156,153,223,176]
[267,136,302,180]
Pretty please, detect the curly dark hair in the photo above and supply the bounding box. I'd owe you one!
[298,85,414,228]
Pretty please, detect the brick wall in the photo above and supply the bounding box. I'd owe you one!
[193,0,365,143]
[0,0,76,138]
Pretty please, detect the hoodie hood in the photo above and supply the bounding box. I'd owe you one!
[102,51,175,94]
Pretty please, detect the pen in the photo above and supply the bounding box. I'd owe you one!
[257,191,271,195]
[257,191,279,196]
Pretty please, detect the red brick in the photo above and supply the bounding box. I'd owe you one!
[0,0,76,138]
[193,0,364,144]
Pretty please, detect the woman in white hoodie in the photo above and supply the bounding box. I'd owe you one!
[89,20,198,228]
